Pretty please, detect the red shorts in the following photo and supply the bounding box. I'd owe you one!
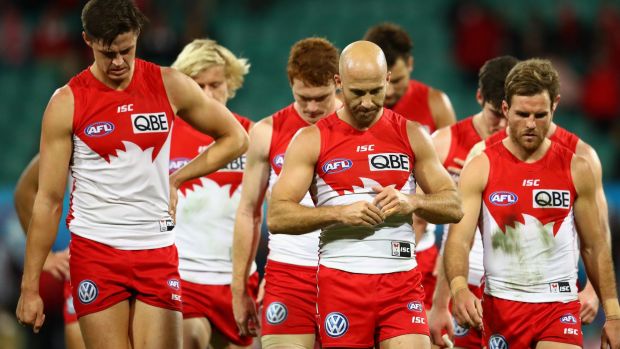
[452,284,483,348]
[317,265,429,348]
[69,234,182,318]
[261,260,318,335]
[482,294,582,347]
[182,273,259,346]
[416,245,438,309]
[63,280,78,324]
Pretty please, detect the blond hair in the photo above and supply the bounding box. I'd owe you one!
[172,39,250,98]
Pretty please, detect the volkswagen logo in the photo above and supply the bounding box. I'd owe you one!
[453,318,469,337]
[489,334,508,349]
[265,302,288,325]
[324,312,349,338]
[77,280,99,304]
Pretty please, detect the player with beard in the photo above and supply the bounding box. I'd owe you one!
[444,59,620,348]
[268,40,463,349]
[231,37,340,349]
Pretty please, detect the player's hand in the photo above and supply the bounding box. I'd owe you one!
[16,289,46,333]
[338,201,384,227]
[428,305,454,346]
[451,288,483,330]
[232,290,260,337]
[578,282,599,324]
[601,318,620,349]
[42,249,70,281]
[168,179,179,222]
[372,185,414,218]
[446,158,465,179]
[256,278,266,305]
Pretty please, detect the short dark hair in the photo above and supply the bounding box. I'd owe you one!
[505,59,560,107]
[287,37,339,87]
[363,22,412,67]
[478,56,519,110]
[82,0,148,47]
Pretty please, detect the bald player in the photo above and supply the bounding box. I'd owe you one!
[268,41,462,349]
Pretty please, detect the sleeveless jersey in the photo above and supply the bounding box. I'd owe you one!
[67,59,175,249]
[481,141,578,302]
[390,79,435,133]
[267,104,320,266]
[486,126,579,153]
[442,116,484,286]
[314,109,417,274]
[171,114,255,284]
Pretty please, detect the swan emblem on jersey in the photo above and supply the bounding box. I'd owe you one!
[325,312,349,338]
[489,334,508,349]
[265,302,288,325]
[77,280,98,304]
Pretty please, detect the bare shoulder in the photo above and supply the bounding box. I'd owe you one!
[406,120,434,146]
[574,140,600,164]
[427,87,456,127]
[431,125,452,147]
[461,152,489,188]
[44,85,74,126]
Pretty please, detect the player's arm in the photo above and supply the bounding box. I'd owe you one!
[571,155,620,345]
[231,117,272,336]
[14,154,70,281]
[405,121,462,223]
[17,86,74,333]
[444,153,488,330]
[428,88,456,129]
[162,67,249,187]
[268,126,384,234]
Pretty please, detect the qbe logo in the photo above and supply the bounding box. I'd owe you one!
[489,334,508,349]
[489,191,518,206]
[273,154,284,169]
[560,313,577,324]
[324,312,349,338]
[533,190,570,209]
[131,113,169,133]
[407,301,423,312]
[265,302,288,325]
[220,155,246,172]
[322,158,353,174]
[368,153,410,172]
[77,280,98,304]
[85,121,115,137]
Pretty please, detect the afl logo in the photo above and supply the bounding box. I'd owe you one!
[273,154,285,169]
[407,301,423,312]
[77,280,98,304]
[322,158,353,174]
[265,302,288,325]
[85,121,114,137]
[489,191,518,206]
[453,318,469,337]
[167,279,180,291]
[560,313,577,324]
[169,158,190,173]
[324,312,349,338]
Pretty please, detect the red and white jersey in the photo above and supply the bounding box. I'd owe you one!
[267,104,320,266]
[67,59,175,249]
[389,80,436,133]
[481,141,578,302]
[486,125,579,153]
[440,116,485,286]
[313,109,417,274]
[171,114,254,285]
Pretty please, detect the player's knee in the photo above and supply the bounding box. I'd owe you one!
[261,334,314,349]
[183,318,210,349]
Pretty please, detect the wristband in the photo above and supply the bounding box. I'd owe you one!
[450,276,468,297]
[603,299,620,320]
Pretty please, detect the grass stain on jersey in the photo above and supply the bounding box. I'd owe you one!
[491,225,521,255]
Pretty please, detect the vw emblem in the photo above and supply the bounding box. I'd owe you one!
[77,280,99,304]
[489,334,508,349]
[453,318,469,337]
[265,302,288,325]
[324,312,349,338]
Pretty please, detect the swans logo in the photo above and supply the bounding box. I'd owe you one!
[265,302,287,325]
[324,312,349,338]
[77,280,98,304]
[489,334,508,349]
[85,122,115,137]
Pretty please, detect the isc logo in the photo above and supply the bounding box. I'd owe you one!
[169,158,190,173]
[322,158,353,174]
[131,113,169,133]
[368,153,410,171]
[533,190,570,209]
[84,121,115,137]
[489,191,518,206]
[391,241,412,257]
